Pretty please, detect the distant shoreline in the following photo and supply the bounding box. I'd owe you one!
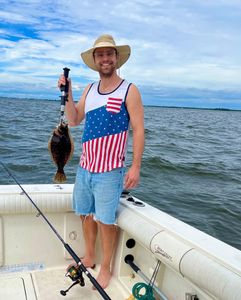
[146,105,241,111]
[1,96,241,112]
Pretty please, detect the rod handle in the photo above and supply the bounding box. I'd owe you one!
[60,67,70,94]
[125,255,140,273]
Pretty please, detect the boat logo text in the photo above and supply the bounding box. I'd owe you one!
[153,245,173,262]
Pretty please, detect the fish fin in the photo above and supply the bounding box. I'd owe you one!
[54,172,66,183]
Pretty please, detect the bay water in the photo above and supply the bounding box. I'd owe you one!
[1,97,241,250]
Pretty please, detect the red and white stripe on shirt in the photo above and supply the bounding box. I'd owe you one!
[80,131,128,173]
[106,97,123,113]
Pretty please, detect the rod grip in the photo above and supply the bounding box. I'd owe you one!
[60,67,70,95]
[63,67,70,79]
[124,255,140,273]
[63,67,70,94]
[64,243,81,265]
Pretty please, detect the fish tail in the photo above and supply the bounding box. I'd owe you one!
[54,171,66,183]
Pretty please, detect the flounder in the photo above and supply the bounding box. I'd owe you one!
[48,122,74,183]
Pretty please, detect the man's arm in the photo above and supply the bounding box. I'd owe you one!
[125,84,145,189]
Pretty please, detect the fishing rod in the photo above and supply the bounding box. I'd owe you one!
[0,161,112,300]
[59,67,70,125]
[125,255,169,300]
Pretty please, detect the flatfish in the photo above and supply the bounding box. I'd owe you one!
[48,122,74,183]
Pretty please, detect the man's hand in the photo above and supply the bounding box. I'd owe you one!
[124,165,140,189]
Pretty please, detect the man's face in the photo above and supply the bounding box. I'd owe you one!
[93,47,118,77]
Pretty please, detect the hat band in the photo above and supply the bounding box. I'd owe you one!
[94,41,116,49]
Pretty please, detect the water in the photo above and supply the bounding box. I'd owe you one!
[1,97,241,250]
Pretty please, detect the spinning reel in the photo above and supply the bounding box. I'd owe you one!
[60,265,85,296]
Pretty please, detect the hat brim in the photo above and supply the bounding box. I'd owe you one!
[81,45,131,71]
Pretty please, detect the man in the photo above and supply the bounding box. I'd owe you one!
[58,34,144,288]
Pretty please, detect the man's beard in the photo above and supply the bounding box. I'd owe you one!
[97,63,117,77]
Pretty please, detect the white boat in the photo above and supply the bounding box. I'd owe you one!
[0,184,241,300]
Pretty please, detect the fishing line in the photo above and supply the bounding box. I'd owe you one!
[0,161,112,300]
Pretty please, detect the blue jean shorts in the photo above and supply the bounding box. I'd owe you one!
[72,166,125,224]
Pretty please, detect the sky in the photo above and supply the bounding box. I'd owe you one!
[1,0,241,109]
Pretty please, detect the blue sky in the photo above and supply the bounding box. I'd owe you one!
[1,0,241,109]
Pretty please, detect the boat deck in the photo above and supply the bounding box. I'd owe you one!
[0,265,129,300]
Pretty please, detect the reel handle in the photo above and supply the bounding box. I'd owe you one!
[60,280,80,296]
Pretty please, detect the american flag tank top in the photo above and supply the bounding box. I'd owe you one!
[80,80,131,173]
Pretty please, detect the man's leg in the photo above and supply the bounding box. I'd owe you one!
[93,167,125,288]
[80,214,97,267]
[67,214,97,270]
[96,223,118,289]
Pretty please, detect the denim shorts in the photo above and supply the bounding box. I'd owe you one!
[72,166,125,224]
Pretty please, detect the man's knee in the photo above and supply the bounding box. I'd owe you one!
[80,214,94,222]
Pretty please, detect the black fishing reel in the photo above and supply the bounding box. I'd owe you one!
[60,265,85,296]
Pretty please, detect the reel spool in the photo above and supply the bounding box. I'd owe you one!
[60,265,85,296]
[67,265,85,283]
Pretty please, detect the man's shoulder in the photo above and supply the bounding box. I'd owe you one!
[83,82,98,96]
[125,83,142,107]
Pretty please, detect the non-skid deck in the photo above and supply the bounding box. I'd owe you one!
[0,266,129,300]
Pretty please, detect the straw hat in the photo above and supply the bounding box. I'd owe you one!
[81,34,131,71]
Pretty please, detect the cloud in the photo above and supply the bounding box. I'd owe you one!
[1,0,241,108]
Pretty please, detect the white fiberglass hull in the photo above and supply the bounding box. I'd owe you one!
[0,184,240,300]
